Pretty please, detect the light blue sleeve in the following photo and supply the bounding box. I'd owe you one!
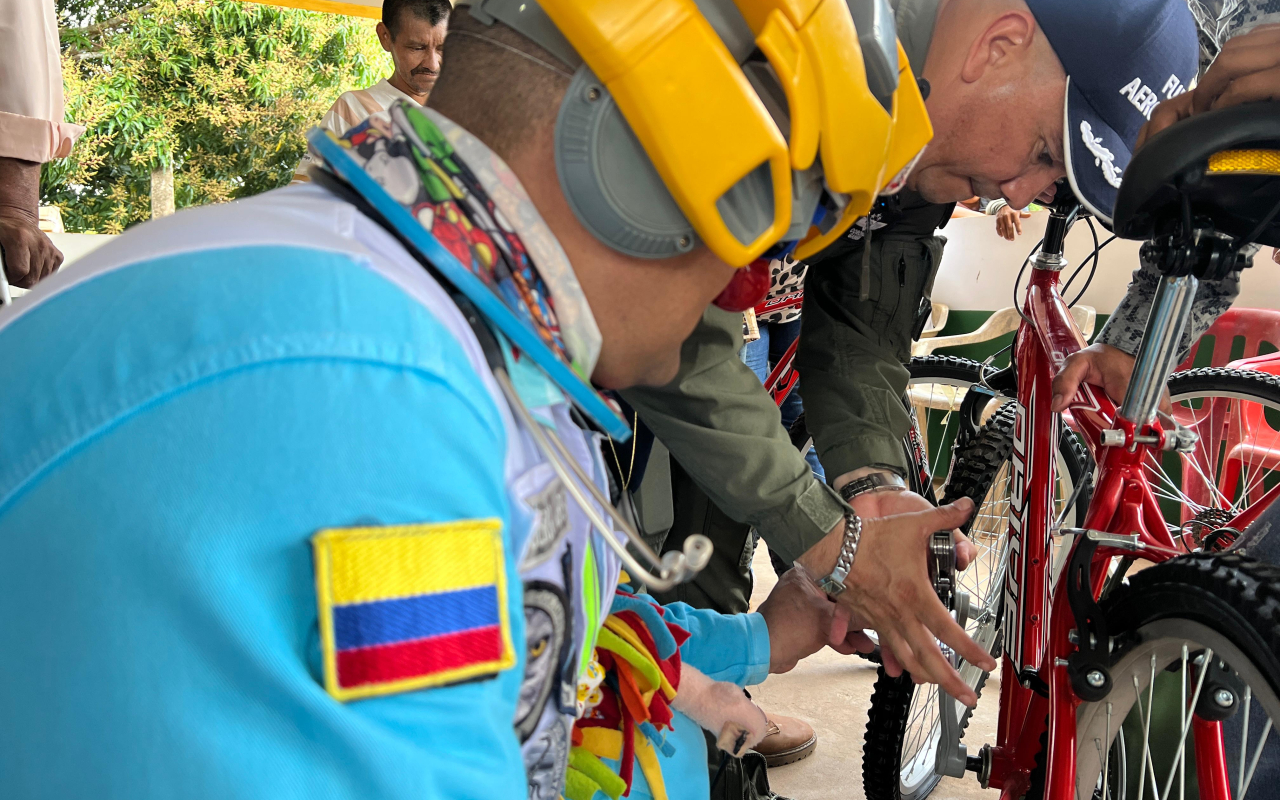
[0,248,527,800]
[661,603,771,687]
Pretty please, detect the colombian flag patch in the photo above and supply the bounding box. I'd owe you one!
[312,520,516,702]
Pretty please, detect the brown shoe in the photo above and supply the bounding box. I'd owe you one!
[754,714,817,768]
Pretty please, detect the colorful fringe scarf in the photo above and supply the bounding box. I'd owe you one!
[565,588,690,800]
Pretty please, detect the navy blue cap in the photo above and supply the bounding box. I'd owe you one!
[1025,0,1199,224]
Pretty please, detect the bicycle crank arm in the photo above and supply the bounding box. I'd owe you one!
[934,684,969,778]
[934,590,977,779]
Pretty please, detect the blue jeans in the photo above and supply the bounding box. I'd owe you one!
[742,317,825,481]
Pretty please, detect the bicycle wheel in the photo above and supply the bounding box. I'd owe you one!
[862,403,1093,800]
[1146,368,1280,549]
[1072,554,1280,800]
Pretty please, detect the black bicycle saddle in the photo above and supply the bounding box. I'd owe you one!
[1113,102,1280,248]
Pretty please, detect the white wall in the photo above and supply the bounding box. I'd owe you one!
[9,223,1278,317]
[933,213,1280,315]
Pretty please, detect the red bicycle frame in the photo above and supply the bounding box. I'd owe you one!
[985,259,1253,800]
[756,291,804,407]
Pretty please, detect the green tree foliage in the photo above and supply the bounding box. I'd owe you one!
[44,0,391,232]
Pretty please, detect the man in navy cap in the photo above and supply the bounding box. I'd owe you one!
[605,0,1206,778]
[617,0,1204,728]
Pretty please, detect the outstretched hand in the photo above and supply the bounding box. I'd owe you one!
[1050,342,1171,414]
[845,486,977,571]
[1137,24,1280,149]
[837,498,996,706]
[757,563,874,674]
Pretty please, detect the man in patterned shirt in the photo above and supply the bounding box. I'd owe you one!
[292,0,450,183]
[743,255,820,483]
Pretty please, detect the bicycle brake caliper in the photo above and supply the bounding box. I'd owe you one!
[1063,535,1112,702]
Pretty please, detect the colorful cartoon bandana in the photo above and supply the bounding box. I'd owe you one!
[308,101,609,409]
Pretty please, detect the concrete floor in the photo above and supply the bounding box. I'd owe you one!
[746,544,1002,800]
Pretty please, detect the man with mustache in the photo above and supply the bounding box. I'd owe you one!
[293,0,450,182]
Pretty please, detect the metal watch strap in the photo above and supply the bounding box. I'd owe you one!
[817,511,863,599]
[838,472,907,503]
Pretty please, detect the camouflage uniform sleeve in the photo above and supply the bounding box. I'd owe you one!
[1095,252,1249,358]
[1100,3,1278,357]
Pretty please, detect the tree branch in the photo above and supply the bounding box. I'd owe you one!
[67,5,153,41]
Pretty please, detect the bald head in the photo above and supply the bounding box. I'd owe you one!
[907,0,1068,208]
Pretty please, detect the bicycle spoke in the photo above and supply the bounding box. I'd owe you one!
[1151,485,1209,510]
[903,689,939,761]
[1179,646,1188,800]
[1158,647,1212,800]
[1239,686,1252,800]
[1103,701,1113,800]
[1151,452,1236,514]
[1238,461,1275,507]
[905,707,937,763]
[1136,656,1163,800]
[1157,443,1233,509]
[1240,719,1272,800]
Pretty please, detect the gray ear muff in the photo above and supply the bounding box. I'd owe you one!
[493,0,804,259]
[554,68,781,259]
[847,0,900,112]
[466,0,582,71]
[555,66,700,259]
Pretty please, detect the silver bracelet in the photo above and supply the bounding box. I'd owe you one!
[838,472,907,503]
[817,511,863,599]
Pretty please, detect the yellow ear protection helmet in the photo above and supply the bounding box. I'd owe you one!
[465,0,932,281]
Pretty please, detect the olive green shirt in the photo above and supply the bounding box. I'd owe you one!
[620,307,847,564]
[619,0,946,564]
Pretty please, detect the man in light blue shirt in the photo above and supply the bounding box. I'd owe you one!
[0,4,987,799]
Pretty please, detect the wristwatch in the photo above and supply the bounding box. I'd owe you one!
[838,472,907,503]
[817,511,863,599]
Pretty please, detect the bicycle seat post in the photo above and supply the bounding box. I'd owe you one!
[1117,271,1197,426]
[1118,228,1251,427]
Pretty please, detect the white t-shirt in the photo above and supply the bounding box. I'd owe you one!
[292,79,421,182]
